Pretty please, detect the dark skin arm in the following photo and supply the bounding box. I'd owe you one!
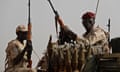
[55,16,77,44]
[55,16,64,28]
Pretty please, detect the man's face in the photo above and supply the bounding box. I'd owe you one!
[82,18,95,31]
[18,31,28,40]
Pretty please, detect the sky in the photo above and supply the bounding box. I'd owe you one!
[0,0,120,71]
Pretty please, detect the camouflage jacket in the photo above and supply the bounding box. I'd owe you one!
[83,26,110,55]
[5,39,36,72]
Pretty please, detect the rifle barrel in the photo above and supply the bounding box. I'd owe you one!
[47,0,56,15]
[28,0,31,24]
[108,18,110,42]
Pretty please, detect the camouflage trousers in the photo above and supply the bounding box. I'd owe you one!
[82,56,98,72]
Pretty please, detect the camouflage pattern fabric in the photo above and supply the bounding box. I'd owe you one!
[83,26,110,55]
[38,26,110,72]
[5,39,36,72]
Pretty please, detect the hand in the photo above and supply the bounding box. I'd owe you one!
[25,40,33,59]
[24,40,33,51]
[55,11,59,17]
[55,14,59,21]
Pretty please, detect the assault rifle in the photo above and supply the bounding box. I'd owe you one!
[27,0,32,68]
[47,0,77,45]
[47,0,60,39]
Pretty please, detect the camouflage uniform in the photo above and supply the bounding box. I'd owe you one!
[83,26,110,55]
[38,25,110,72]
[5,39,36,72]
[81,26,110,72]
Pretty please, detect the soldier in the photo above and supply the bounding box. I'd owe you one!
[81,11,110,55]
[81,11,110,72]
[5,25,36,72]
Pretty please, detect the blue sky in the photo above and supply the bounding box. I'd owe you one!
[0,0,120,71]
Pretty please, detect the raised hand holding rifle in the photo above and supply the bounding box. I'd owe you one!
[47,0,64,38]
[26,0,33,68]
[47,0,77,45]
[13,0,33,67]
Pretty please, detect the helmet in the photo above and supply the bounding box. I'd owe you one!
[82,12,95,19]
[16,25,27,32]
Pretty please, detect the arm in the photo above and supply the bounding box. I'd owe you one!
[6,42,19,61]
[55,16,77,44]
[13,49,26,65]
[13,41,33,66]
[56,16,64,28]
[6,41,25,65]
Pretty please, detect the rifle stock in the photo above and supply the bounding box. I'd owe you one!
[27,23,32,40]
